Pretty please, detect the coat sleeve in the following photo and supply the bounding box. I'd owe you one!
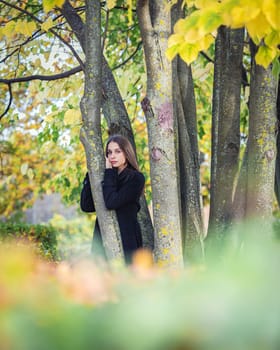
[80,172,95,213]
[102,169,144,210]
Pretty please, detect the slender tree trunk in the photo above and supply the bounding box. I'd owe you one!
[137,0,183,268]
[175,57,204,262]
[80,0,123,262]
[274,76,280,205]
[170,1,204,263]
[232,146,248,220]
[61,0,154,250]
[208,27,244,241]
[245,42,278,219]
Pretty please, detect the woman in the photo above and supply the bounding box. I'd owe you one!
[80,134,145,262]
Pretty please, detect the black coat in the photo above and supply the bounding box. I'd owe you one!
[80,167,145,261]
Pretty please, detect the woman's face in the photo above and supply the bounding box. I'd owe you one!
[107,141,127,172]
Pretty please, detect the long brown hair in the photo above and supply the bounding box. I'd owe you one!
[105,134,140,171]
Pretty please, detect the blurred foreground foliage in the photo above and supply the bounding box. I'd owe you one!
[0,220,280,350]
[49,214,94,261]
[0,222,58,261]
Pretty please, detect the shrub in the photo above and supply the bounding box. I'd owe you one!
[0,222,58,261]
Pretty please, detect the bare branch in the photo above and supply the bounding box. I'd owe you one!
[112,41,142,70]
[200,51,214,63]
[0,83,12,120]
[0,65,82,84]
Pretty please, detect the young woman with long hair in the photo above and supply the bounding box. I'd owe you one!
[80,134,145,262]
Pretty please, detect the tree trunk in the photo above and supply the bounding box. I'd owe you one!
[170,2,204,263]
[274,76,280,205]
[80,0,123,262]
[245,42,278,219]
[208,27,244,241]
[101,59,154,250]
[175,57,204,262]
[61,0,154,250]
[232,146,248,221]
[137,0,183,268]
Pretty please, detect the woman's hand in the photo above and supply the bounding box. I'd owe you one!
[105,157,112,169]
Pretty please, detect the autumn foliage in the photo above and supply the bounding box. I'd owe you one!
[1,223,280,349]
[167,0,280,69]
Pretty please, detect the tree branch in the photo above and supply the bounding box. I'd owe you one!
[0,0,84,70]
[0,66,82,119]
[0,65,82,84]
[0,83,12,120]
[112,41,142,70]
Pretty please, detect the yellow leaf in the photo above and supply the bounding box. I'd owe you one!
[197,33,214,51]
[262,0,280,30]
[127,0,133,25]
[265,30,280,48]
[179,42,200,65]
[184,28,200,44]
[246,12,271,44]
[195,0,219,9]
[107,0,117,10]
[168,33,184,47]
[174,14,199,35]
[43,0,65,13]
[64,109,82,126]
[174,18,187,34]
[255,45,277,68]
[41,17,54,32]
[197,7,223,36]
[2,21,17,39]
[15,21,36,37]
[230,6,260,29]
[166,44,180,61]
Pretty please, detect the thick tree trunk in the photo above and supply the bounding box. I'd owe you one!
[137,0,183,268]
[80,0,123,262]
[208,27,244,241]
[101,59,154,250]
[61,0,154,250]
[245,43,277,219]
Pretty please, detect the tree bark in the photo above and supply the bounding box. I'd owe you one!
[137,0,183,268]
[61,0,154,250]
[245,42,278,219]
[274,76,280,205]
[80,0,123,262]
[171,2,204,263]
[175,58,204,262]
[208,27,244,241]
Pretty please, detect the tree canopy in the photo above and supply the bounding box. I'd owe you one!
[167,0,280,71]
